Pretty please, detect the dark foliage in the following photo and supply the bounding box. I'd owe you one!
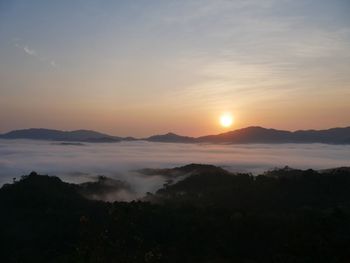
[1,165,350,262]
[78,176,133,200]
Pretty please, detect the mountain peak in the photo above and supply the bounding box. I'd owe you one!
[146,132,195,143]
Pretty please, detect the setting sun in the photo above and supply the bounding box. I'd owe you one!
[220,113,234,128]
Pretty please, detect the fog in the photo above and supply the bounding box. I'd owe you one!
[0,139,349,200]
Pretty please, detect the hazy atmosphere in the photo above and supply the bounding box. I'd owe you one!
[1,1,350,261]
[1,139,349,199]
[1,0,350,136]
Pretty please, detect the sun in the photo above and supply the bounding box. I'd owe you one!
[220,113,234,128]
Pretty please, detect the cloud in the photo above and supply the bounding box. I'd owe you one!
[14,41,58,68]
[23,46,36,56]
[156,0,350,110]
[50,60,57,68]
[0,139,349,201]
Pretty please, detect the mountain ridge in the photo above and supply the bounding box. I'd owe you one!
[0,126,349,144]
[0,128,122,142]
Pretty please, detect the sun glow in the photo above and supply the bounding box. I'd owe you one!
[220,113,234,128]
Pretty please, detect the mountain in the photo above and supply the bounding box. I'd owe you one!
[0,128,122,142]
[1,126,349,144]
[196,126,350,144]
[292,127,350,143]
[149,164,350,210]
[146,132,195,143]
[145,126,350,144]
[197,126,292,143]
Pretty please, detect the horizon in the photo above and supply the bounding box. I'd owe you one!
[1,124,350,138]
[2,124,350,138]
[1,0,350,137]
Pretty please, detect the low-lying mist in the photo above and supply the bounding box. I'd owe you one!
[0,139,349,201]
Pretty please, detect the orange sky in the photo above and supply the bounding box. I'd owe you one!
[1,0,349,136]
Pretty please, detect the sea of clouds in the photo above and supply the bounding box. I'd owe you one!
[0,139,349,200]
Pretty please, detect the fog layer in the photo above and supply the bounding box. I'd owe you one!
[0,140,349,199]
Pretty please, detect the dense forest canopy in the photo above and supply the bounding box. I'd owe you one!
[1,165,350,262]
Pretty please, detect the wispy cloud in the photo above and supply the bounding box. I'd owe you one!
[14,40,58,68]
[157,0,350,111]
[50,60,57,68]
[23,45,36,56]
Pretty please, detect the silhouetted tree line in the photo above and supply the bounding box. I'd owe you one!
[1,166,350,262]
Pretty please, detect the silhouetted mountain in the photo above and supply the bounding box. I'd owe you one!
[149,164,350,211]
[52,142,86,146]
[0,128,122,142]
[139,163,228,177]
[197,126,291,143]
[123,136,138,141]
[145,126,350,144]
[292,127,350,143]
[196,126,350,144]
[146,132,195,143]
[1,126,349,144]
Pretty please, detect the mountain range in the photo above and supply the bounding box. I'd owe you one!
[0,129,122,142]
[0,126,349,144]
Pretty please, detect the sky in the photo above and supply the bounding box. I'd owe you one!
[0,0,349,137]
